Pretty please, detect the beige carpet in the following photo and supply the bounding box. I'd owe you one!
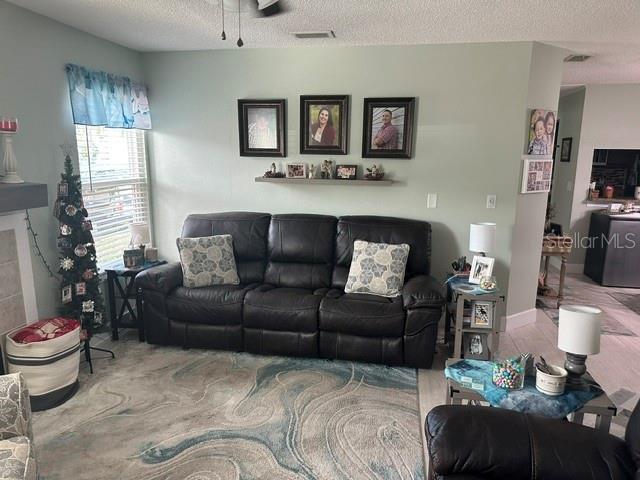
[33,336,425,479]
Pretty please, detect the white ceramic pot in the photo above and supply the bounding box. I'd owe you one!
[535,364,567,396]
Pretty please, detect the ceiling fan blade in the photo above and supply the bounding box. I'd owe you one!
[254,0,288,17]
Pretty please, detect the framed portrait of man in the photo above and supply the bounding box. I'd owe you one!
[237,99,286,157]
[299,95,349,155]
[362,97,415,158]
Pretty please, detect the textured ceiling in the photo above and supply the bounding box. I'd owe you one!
[7,0,640,84]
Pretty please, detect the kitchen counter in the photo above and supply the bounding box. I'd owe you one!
[584,211,640,287]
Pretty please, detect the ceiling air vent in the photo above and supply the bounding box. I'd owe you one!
[564,54,592,63]
[293,31,336,39]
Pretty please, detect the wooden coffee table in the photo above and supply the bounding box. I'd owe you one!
[445,359,617,432]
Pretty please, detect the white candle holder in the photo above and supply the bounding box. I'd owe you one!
[1,117,23,184]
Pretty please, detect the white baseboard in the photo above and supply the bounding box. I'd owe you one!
[505,308,537,331]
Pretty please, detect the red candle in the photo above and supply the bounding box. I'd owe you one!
[0,118,18,133]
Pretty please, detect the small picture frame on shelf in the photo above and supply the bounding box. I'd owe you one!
[335,164,357,180]
[286,162,307,179]
[469,256,495,284]
[471,301,493,329]
[463,333,490,360]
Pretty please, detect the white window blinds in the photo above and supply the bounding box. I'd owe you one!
[75,125,150,270]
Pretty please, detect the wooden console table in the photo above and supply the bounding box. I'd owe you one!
[540,235,572,308]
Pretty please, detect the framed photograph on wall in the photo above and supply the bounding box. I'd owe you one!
[560,137,572,162]
[469,256,495,284]
[526,109,557,156]
[335,164,357,180]
[237,99,286,157]
[521,157,553,193]
[463,333,489,360]
[286,162,307,179]
[300,95,349,155]
[470,301,494,329]
[362,97,415,158]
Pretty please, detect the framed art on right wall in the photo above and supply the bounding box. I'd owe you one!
[362,97,415,158]
[560,137,572,162]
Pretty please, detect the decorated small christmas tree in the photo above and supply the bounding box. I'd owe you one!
[54,147,104,336]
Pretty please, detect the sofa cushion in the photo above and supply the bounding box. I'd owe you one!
[244,285,326,332]
[181,212,271,284]
[177,235,240,288]
[264,214,337,289]
[319,290,405,336]
[344,240,409,297]
[333,216,431,289]
[167,284,257,325]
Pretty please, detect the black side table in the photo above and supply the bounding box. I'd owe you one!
[105,260,166,341]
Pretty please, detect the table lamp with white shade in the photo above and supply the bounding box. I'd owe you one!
[557,305,602,385]
[469,222,496,256]
[129,222,150,249]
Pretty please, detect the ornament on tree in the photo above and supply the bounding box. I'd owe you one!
[82,220,93,231]
[60,257,74,271]
[53,199,63,218]
[82,269,95,281]
[65,205,78,216]
[57,238,72,249]
[60,224,72,236]
[57,182,68,196]
[75,282,86,295]
[82,300,95,313]
[74,244,88,257]
[62,285,73,303]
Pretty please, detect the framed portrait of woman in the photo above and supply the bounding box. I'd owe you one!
[362,97,415,159]
[300,95,349,155]
[237,99,286,157]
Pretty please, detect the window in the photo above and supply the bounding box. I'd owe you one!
[75,125,150,270]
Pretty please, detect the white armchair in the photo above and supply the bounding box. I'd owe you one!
[0,373,36,480]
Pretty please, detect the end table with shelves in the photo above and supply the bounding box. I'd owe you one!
[105,260,166,341]
[447,279,505,360]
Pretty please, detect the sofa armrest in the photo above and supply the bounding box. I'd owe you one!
[135,262,183,295]
[426,405,636,480]
[402,275,444,309]
[0,374,32,442]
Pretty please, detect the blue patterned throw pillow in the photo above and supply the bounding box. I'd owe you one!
[344,240,410,297]
[176,235,240,288]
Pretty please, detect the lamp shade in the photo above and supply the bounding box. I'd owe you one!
[557,305,601,355]
[130,223,150,246]
[469,222,496,253]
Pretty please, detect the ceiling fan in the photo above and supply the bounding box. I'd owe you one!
[210,0,289,47]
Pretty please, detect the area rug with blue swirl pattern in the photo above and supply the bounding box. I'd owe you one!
[32,336,425,479]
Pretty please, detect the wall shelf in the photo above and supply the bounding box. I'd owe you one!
[255,177,393,186]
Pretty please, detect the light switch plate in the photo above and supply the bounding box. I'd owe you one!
[427,193,437,208]
[486,194,496,209]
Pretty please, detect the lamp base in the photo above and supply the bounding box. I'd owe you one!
[1,172,24,184]
[564,352,587,385]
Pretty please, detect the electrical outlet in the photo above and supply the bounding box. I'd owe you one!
[427,193,437,208]
[486,195,497,209]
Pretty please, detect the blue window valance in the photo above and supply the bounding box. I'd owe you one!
[65,64,152,130]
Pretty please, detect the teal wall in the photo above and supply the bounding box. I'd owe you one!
[0,1,143,317]
[142,42,563,318]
